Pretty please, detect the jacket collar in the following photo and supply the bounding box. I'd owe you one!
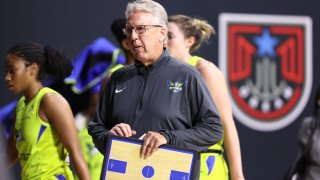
[134,48,170,75]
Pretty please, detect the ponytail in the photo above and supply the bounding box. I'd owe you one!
[168,14,215,53]
[44,46,73,79]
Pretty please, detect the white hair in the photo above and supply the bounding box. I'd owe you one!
[125,0,168,29]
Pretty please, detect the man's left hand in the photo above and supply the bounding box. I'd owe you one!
[140,131,167,159]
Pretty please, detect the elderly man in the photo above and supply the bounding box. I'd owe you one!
[88,0,223,178]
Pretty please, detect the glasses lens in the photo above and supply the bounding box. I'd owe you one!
[135,26,146,34]
[124,25,160,35]
[124,27,132,35]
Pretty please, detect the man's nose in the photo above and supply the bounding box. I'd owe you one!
[129,30,139,40]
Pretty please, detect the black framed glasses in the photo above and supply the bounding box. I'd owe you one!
[123,25,163,36]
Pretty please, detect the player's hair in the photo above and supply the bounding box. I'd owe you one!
[111,18,127,47]
[169,14,215,53]
[7,41,73,81]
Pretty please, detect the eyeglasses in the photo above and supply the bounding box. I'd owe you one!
[123,25,163,36]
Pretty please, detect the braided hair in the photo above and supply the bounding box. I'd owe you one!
[7,41,73,81]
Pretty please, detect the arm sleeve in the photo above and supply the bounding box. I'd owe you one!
[160,72,224,152]
[88,77,114,155]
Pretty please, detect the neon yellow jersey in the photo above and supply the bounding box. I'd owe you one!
[15,87,74,180]
[75,112,104,180]
[110,64,124,73]
[188,56,228,179]
[79,128,104,180]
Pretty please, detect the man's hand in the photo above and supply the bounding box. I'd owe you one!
[110,123,136,137]
[140,131,167,159]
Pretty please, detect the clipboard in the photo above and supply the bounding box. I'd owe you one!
[100,135,197,180]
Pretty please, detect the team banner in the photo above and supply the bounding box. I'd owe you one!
[219,13,312,131]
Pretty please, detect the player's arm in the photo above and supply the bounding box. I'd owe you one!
[198,60,245,180]
[40,93,90,180]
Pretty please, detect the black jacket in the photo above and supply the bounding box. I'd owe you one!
[88,49,223,179]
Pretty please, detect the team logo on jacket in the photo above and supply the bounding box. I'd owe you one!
[167,80,188,93]
[219,13,312,131]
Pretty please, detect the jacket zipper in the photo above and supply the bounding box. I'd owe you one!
[135,70,149,114]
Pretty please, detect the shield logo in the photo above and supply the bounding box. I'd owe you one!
[219,13,312,131]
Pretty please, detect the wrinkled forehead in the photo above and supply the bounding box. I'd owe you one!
[126,10,157,26]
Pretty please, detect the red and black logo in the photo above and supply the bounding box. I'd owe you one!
[219,13,312,131]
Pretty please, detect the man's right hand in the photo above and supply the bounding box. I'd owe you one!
[110,123,136,137]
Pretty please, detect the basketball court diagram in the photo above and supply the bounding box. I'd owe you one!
[101,136,196,180]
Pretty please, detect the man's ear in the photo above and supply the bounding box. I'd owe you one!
[159,28,167,42]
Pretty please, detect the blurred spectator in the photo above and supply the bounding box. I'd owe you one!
[64,37,126,94]
[111,18,135,65]
[0,124,12,180]
[67,37,125,179]
[285,86,320,180]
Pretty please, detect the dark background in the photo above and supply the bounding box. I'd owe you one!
[1,1,319,179]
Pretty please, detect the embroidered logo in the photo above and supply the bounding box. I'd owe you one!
[115,87,127,94]
[167,80,187,93]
